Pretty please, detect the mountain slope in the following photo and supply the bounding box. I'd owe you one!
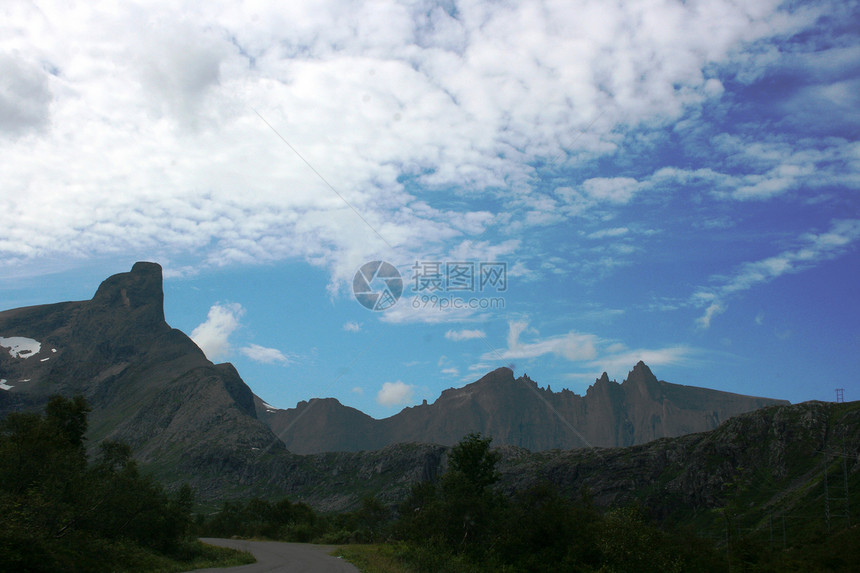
[261,363,787,454]
[0,263,288,491]
[499,399,860,545]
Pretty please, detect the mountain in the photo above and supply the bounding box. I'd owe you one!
[0,261,796,515]
[0,263,284,483]
[0,262,445,507]
[259,363,787,454]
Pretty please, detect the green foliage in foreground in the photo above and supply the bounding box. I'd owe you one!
[199,431,858,572]
[389,433,723,572]
[347,433,857,573]
[0,396,252,573]
[202,495,324,542]
[199,492,393,545]
[333,544,413,573]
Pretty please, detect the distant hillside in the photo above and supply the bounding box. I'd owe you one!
[500,399,860,548]
[258,363,787,454]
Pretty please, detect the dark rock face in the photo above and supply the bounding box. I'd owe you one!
[0,263,282,485]
[263,361,788,454]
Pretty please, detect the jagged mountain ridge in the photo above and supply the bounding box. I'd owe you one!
[259,363,787,454]
[0,261,797,513]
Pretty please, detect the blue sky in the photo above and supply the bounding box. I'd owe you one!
[1,0,858,418]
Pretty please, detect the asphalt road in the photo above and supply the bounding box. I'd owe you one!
[188,538,361,573]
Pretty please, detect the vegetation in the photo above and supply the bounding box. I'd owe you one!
[0,396,253,572]
[8,399,852,572]
[192,431,859,572]
[389,433,724,572]
[198,433,727,571]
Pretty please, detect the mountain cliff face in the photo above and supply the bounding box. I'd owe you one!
[0,263,285,485]
[261,364,787,454]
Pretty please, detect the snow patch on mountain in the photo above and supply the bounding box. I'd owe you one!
[0,336,42,358]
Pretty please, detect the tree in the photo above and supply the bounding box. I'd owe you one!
[0,396,198,569]
[397,433,504,557]
[446,432,500,492]
[44,394,90,448]
[498,483,601,571]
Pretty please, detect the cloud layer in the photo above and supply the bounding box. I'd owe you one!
[2,0,848,292]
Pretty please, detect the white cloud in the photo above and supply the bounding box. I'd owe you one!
[0,54,52,137]
[692,219,860,327]
[240,344,290,365]
[441,367,460,376]
[481,320,696,380]
[587,227,629,240]
[376,380,415,407]
[696,302,726,330]
[379,295,484,324]
[351,386,364,395]
[486,320,599,362]
[0,0,825,288]
[582,178,643,204]
[445,329,485,341]
[591,346,694,378]
[190,303,244,361]
[343,321,361,332]
[659,138,860,202]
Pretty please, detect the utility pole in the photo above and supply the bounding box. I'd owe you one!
[782,513,786,550]
[824,454,831,533]
[844,427,851,527]
[769,514,774,547]
[835,388,844,403]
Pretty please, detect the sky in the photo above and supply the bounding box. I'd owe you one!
[1,0,858,419]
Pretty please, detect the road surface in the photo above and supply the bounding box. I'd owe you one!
[188,538,360,572]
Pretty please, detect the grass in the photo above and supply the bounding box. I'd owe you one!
[15,538,258,573]
[334,544,415,573]
[164,540,256,572]
[334,544,493,573]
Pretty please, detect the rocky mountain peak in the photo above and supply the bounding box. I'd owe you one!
[623,360,661,400]
[91,261,165,329]
[477,366,515,384]
[626,360,657,383]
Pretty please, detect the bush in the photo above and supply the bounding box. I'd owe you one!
[0,396,200,571]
